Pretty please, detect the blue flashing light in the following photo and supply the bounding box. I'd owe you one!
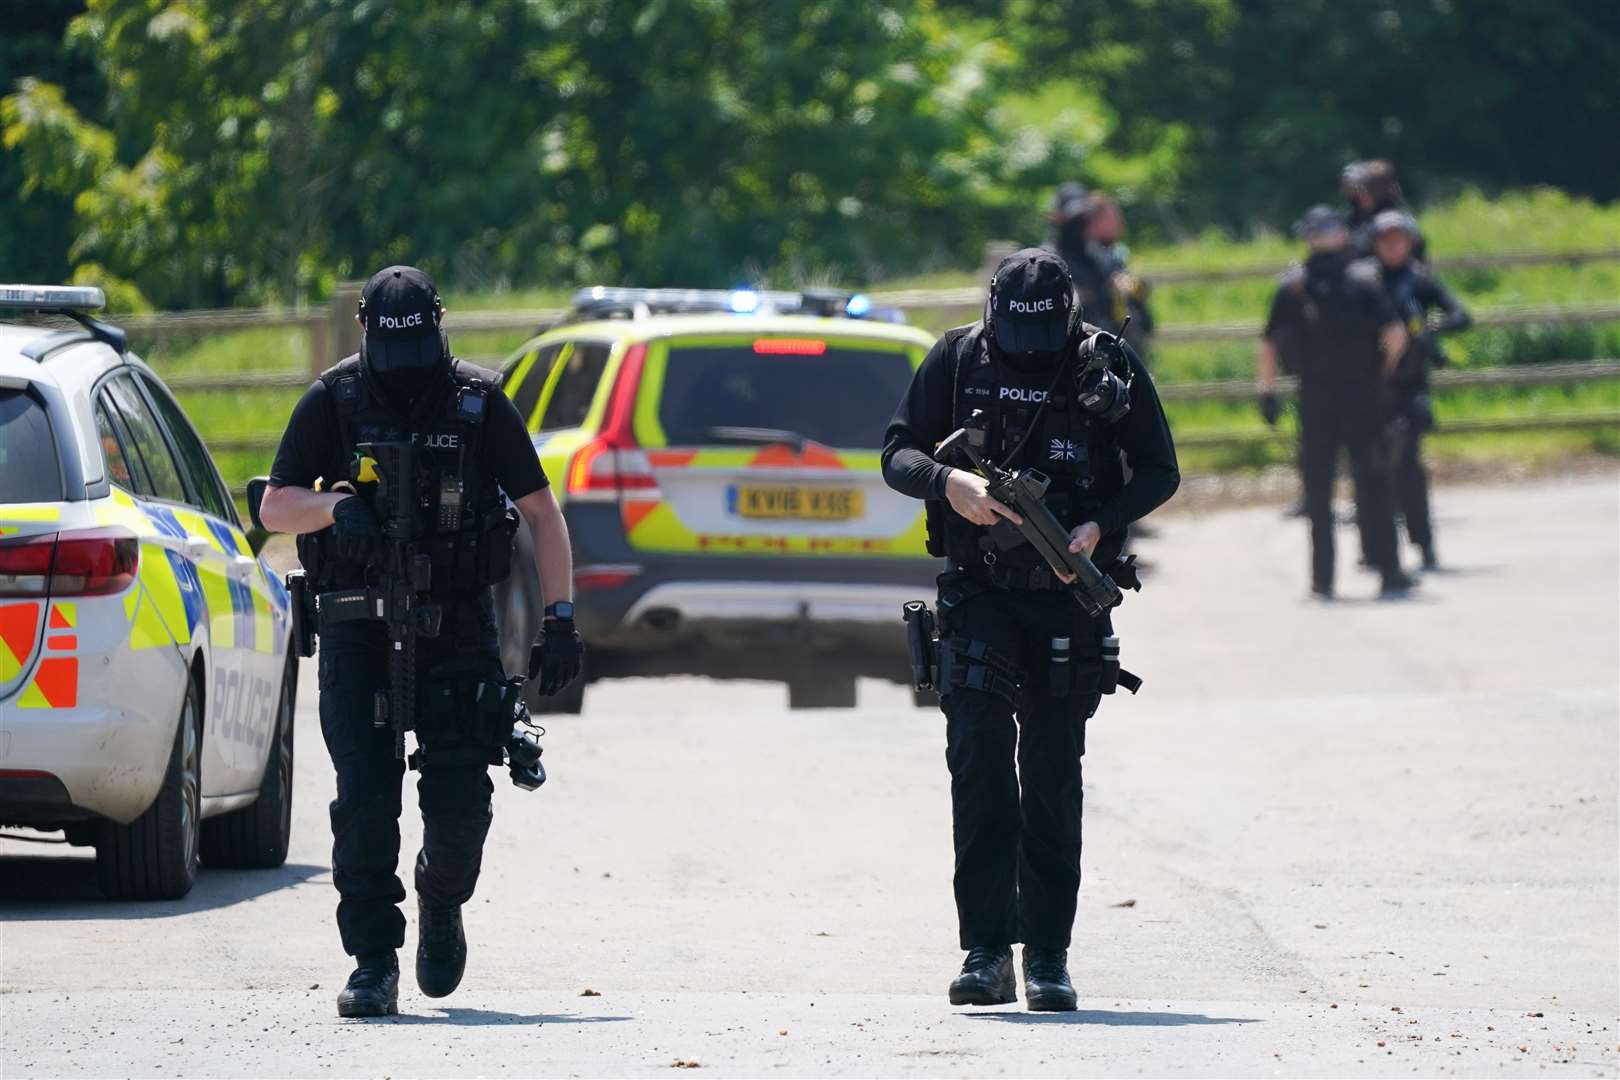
[844,293,873,318]
[728,289,761,314]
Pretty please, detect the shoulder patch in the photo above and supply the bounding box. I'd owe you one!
[452,357,502,388]
[318,353,363,383]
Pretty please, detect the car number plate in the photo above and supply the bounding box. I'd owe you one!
[730,485,863,521]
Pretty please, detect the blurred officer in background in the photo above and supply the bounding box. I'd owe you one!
[882,248,1179,1010]
[1047,182,1118,335]
[1371,209,1472,570]
[1083,193,1156,359]
[1258,208,1413,599]
[1345,160,1427,261]
[260,266,583,1017]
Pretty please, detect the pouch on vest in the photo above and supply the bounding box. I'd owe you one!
[479,505,519,586]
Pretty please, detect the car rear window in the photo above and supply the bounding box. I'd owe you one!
[0,389,64,502]
[655,341,914,449]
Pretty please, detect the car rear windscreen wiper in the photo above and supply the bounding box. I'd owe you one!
[703,425,813,453]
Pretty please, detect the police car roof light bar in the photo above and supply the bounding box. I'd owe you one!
[2,284,129,359]
[569,286,873,322]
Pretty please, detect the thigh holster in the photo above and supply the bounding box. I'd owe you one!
[410,677,524,771]
[938,635,1022,706]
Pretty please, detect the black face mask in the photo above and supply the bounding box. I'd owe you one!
[365,329,449,405]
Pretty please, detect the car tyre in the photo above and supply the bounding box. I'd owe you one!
[96,677,202,900]
[202,654,296,869]
[788,676,858,710]
[496,521,541,682]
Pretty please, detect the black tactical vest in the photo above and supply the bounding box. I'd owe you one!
[1292,254,1386,395]
[936,325,1124,571]
[299,355,517,604]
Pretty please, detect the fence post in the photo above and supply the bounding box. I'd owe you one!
[328,281,364,370]
[306,313,329,381]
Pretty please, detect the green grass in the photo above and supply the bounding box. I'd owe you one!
[130,188,1619,493]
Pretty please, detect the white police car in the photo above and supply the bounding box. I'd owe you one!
[0,285,296,899]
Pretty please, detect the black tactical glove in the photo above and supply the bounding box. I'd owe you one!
[528,617,584,697]
[1258,391,1282,427]
[330,495,382,563]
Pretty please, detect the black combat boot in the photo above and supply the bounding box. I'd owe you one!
[336,952,399,1018]
[948,945,1016,1006]
[1379,570,1417,598]
[416,903,468,998]
[1022,947,1078,1012]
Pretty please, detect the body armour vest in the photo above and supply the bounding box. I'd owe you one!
[298,355,517,605]
[935,325,1125,571]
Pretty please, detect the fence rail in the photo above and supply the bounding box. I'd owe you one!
[1174,412,1620,450]
[1157,359,1620,402]
[117,246,1618,475]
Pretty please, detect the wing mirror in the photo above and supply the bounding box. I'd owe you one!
[244,476,271,555]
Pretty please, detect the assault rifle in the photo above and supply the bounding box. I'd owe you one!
[935,413,1122,617]
[352,440,441,759]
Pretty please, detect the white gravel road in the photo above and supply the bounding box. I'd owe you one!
[3,476,1617,1077]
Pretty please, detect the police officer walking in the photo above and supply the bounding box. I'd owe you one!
[882,249,1179,1010]
[260,266,583,1017]
[1082,193,1156,359]
[1047,183,1118,336]
[1371,209,1472,569]
[1258,209,1413,599]
[1344,160,1427,261]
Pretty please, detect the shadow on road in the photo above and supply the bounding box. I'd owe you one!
[965,1009,1258,1027]
[373,1009,633,1026]
[0,854,326,919]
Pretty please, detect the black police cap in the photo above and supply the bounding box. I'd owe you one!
[359,265,444,372]
[990,247,1075,354]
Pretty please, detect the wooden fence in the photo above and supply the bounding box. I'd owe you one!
[117,248,1617,475]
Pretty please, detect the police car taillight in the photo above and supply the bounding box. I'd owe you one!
[565,344,661,502]
[0,527,138,598]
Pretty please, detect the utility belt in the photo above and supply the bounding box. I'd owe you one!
[946,552,1143,595]
[901,589,1142,710]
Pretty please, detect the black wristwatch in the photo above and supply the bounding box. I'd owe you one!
[544,601,575,620]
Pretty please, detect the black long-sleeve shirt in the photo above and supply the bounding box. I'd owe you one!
[1381,261,1472,390]
[881,324,1180,539]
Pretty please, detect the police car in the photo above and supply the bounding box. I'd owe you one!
[495,287,939,712]
[0,286,295,900]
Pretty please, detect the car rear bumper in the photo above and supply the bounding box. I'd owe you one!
[561,502,941,682]
[0,698,178,826]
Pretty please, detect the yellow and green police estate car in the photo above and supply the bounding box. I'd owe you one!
[494,288,938,712]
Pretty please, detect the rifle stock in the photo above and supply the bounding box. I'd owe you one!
[356,440,441,759]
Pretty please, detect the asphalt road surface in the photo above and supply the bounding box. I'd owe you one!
[3,477,1617,1078]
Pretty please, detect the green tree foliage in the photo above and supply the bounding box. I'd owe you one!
[2,0,1615,309]
[4,0,1037,307]
[978,0,1620,228]
[0,0,102,286]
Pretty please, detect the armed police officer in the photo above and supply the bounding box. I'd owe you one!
[1371,209,1471,569]
[1258,208,1412,599]
[882,249,1179,1010]
[260,266,583,1017]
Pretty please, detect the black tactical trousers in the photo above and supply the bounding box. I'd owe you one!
[317,645,497,958]
[1392,422,1433,550]
[937,578,1104,951]
[1299,394,1400,588]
